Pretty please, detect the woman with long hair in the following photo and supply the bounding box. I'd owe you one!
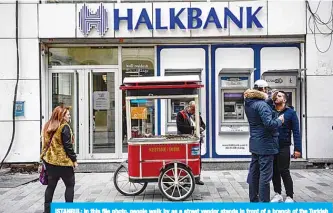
[40,105,78,213]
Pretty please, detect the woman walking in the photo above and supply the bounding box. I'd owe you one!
[40,105,78,213]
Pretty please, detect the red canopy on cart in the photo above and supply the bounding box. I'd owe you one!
[120,75,203,90]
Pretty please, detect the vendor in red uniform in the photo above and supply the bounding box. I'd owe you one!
[176,101,205,185]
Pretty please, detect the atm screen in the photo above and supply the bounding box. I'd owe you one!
[223,92,245,121]
[173,105,184,114]
[224,93,243,98]
[224,105,235,112]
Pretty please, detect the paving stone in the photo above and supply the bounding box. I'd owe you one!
[0,169,332,212]
[216,187,227,192]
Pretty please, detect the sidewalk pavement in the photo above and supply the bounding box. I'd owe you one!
[0,169,333,213]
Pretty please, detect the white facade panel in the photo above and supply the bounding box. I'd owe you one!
[0,80,40,121]
[0,39,16,79]
[216,48,254,71]
[19,3,38,38]
[307,0,332,34]
[38,4,76,38]
[115,3,153,38]
[229,1,267,36]
[190,2,229,37]
[260,47,300,73]
[307,76,333,117]
[268,0,306,35]
[160,48,206,75]
[0,121,40,163]
[307,117,333,159]
[0,39,39,80]
[159,48,206,155]
[20,39,40,79]
[76,3,115,38]
[153,2,191,38]
[306,34,333,76]
[214,48,254,156]
[0,4,15,38]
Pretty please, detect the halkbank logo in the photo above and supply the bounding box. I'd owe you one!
[78,3,264,37]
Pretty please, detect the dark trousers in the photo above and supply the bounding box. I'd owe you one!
[44,163,75,213]
[272,146,293,198]
[247,153,274,202]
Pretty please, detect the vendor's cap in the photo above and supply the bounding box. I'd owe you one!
[254,79,269,88]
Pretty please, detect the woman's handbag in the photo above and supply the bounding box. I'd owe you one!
[39,132,55,185]
[39,162,48,185]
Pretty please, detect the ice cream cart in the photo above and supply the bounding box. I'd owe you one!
[114,75,204,201]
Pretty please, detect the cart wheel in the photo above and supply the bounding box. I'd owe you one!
[158,163,195,201]
[113,164,148,196]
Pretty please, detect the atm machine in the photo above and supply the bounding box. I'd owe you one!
[261,69,302,118]
[164,68,203,133]
[261,69,304,156]
[218,68,255,133]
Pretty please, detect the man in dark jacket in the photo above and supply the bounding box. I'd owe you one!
[176,101,205,185]
[176,101,205,135]
[244,80,284,202]
[270,91,301,203]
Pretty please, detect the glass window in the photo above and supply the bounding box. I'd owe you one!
[51,73,79,154]
[48,47,118,66]
[165,70,202,123]
[122,47,154,78]
[121,47,155,151]
[129,99,155,138]
[91,72,116,154]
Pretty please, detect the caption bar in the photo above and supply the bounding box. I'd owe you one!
[51,202,332,213]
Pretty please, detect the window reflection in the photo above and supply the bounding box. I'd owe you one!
[48,47,118,66]
[121,47,155,152]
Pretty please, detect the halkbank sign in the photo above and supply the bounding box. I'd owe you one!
[78,3,264,36]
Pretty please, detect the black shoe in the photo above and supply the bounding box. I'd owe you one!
[196,180,204,185]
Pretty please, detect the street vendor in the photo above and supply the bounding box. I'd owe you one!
[176,101,205,185]
[176,101,205,135]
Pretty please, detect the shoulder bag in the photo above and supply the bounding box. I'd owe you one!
[39,131,56,185]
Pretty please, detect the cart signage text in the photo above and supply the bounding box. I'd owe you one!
[148,146,180,153]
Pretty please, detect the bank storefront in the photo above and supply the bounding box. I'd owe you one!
[40,1,306,161]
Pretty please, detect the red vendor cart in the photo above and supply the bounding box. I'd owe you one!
[113,75,204,201]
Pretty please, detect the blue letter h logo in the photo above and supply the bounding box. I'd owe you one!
[79,3,109,36]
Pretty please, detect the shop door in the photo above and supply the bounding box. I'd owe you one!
[50,68,121,160]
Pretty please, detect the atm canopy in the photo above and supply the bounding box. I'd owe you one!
[120,75,203,97]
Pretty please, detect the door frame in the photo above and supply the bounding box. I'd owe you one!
[47,65,123,160]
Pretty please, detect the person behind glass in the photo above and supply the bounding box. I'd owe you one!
[40,105,78,213]
[244,80,284,202]
[176,101,205,185]
[270,91,302,203]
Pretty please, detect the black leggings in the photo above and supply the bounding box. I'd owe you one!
[44,163,75,213]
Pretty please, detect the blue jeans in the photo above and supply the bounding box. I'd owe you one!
[247,153,274,202]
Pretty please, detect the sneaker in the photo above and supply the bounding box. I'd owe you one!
[271,193,283,202]
[285,196,294,203]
